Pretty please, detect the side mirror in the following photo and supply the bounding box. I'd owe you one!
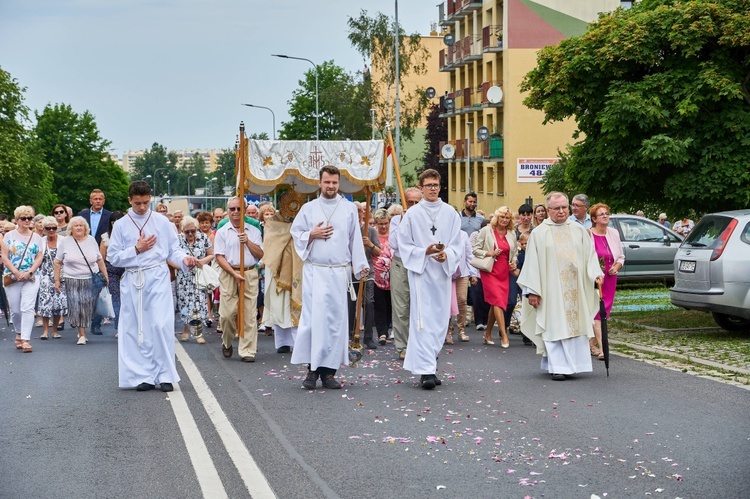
[663,235,671,247]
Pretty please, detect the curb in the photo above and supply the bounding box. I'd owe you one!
[610,339,750,376]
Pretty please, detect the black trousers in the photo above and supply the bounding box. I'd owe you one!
[348,279,375,341]
[373,285,392,335]
[469,278,489,326]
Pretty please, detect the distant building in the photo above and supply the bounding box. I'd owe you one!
[114,148,223,173]
[436,0,622,211]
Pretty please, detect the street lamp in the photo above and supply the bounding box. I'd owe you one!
[187,173,198,198]
[154,168,168,195]
[166,178,171,197]
[140,174,152,188]
[272,54,319,139]
[241,104,276,140]
[205,176,217,211]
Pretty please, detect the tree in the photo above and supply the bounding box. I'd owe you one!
[35,103,129,212]
[348,10,430,142]
[521,0,750,216]
[129,143,177,196]
[279,61,372,140]
[0,67,55,214]
[418,104,448,201]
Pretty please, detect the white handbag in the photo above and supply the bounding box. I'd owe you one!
[195,264,220,291]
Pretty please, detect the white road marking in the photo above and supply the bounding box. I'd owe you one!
[168,383,228,499]
[175,342,277,499]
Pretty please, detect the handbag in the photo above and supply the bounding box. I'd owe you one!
[195,264,220,291]
[3,233,33,287]
[470,255,494,273]
[73,237,109,313]
[95,286,115,318]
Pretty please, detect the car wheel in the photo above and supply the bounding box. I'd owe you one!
[711,312,750,332]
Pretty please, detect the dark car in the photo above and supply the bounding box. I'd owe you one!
[670,210,750,331]
[608,215,683,282]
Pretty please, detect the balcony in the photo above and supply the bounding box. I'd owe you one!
[438,138,505,164]
[440,0,484,25]
[439,35,483,72]
[482,25,504,52]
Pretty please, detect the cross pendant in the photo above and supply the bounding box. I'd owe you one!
[430,225,437,235]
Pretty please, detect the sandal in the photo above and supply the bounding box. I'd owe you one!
[378,335,387,346]
[598,353,605,361]
[15,338,23,349]
[22,342,32,353]
[40,334,49,340]
[590,347,602,357]
[52,333,62,339]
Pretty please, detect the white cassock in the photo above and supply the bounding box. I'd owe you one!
[398,199,462,375]
[290,195,368,371]
[109,209,190,388]
[517,218,602,375]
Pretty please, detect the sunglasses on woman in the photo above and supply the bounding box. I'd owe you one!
[18,216,34,222]
[53,210,66,215]
[44,226,57,231]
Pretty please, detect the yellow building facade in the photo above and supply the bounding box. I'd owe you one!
[437,0,620,212]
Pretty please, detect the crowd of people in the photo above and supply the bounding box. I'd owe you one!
[6,170,694,391]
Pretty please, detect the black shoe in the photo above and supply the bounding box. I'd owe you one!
[92,328,103,335]
[523,338,533,346]
[364,338,378,350]
[551,374,566,381]
[321,374,341,389]
[277,346,291,354]
[222,344,233,358]
[57,322,65,331]
[433,374,442,386]
[136,382,155,391]
[420,375,436,390]
[205,319,213,328]
[160,383,173,392]
[302,371,318,390]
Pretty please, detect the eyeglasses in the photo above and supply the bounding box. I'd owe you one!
[571,203,585,208]
[596,212,610,217]
[44,226,57,231]
[227,207,242,212]
[53,210,65,215]
[547,206,568,212]
[422,184,440,190]
[183,229,197,234]
[18,216,34,222]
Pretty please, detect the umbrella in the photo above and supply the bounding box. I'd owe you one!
[0,283,9,326]
[597,282,610,376]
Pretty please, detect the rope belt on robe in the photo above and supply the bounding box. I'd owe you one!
[125,263,164,345]
[305,261,356,301]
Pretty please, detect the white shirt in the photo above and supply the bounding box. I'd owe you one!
[214,222,263,267]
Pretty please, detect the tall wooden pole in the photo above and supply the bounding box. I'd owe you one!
[385,123,406,203]
[237,122,246,338]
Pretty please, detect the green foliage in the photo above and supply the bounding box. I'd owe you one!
[521,0,750,216]
[34,103,129,212]
[0,67,55,214]
[279,61,372,140]
[348,10,430,143]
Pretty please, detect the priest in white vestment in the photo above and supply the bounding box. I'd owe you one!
[290,166,369,390]
[108,181,197,392]
[517,192,603,381]
[397,169,462,390]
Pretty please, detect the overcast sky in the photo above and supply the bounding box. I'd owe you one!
[0,0,439,154]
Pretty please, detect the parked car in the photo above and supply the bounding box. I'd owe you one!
[608,214,683,282]
[670,209,750,331]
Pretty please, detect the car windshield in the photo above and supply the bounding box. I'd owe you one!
[683,216,732,248]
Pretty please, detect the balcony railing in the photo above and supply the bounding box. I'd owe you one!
[482,25,504,51]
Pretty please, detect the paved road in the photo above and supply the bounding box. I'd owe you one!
[2,320,748,498]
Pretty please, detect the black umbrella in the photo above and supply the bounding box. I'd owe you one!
[0,284,9,327]
[597,282,610,376]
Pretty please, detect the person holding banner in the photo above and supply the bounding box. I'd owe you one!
[290,166,369,390]
[397,169,462,390]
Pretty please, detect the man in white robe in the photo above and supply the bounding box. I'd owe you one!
[290,166,369,390]
[517,191,603,381]
[398,169,462,390]
[108,181,197,392]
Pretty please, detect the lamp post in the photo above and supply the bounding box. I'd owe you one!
[187,173,197,210]
[140,174,152,186]
[241,104,276,140]
[166,178,171,197]
[466,121,473,193]
[272,54,319,139]
[154,168,168,196]
[205,177,217,211]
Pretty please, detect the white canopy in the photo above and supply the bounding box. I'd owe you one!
[245,140,386,194]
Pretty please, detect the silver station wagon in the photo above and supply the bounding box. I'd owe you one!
[670,209,750,331]
[608,214,683,282]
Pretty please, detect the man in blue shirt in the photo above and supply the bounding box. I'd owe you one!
[568,193,592,229]
[459,192,484,236]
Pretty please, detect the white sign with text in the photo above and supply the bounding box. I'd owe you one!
[516,158,558,183]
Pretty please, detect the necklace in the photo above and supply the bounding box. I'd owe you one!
[318,195,343,241]
[423,202,442,235]
[128,210,153,237]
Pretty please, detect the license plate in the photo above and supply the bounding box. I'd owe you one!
[679,260,696,273]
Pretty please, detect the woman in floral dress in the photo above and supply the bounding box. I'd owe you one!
[175,216,214,343]
[37,216,68,339]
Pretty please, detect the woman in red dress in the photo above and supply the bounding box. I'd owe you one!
[472,207,517,347]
